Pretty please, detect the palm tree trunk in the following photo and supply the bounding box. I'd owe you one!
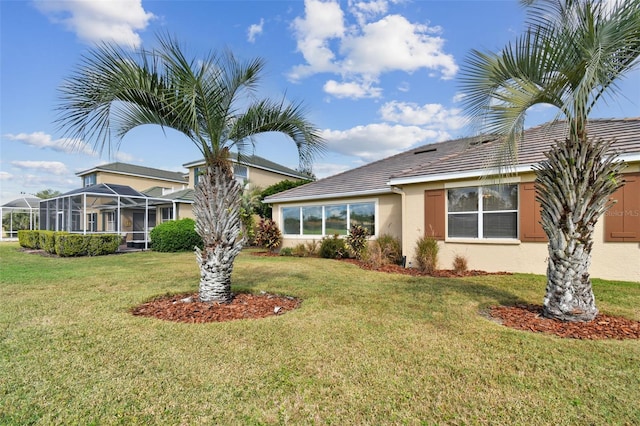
[192,163,244,303]
[535,137,624,322]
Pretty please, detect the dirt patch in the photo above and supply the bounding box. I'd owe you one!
[130,292,300,323]
[488,304,640,340]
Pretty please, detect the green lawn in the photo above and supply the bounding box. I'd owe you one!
[1,242,638,425]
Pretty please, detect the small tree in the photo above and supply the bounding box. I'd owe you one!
[346,225,369,260]
[255,219,282,253]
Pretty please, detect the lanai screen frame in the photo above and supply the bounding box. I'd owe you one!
[39,183,175,250]
[0,197,40,241]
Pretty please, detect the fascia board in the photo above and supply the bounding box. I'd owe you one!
[265,188,394,204]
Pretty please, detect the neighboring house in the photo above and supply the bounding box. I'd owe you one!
[38,155,309,248]
[265,118,640,282]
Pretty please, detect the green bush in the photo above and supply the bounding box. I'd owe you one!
[346,225,369,260]
[255,219,282,252]
[279,247,293,256]
[415,235,439,274]
[52,234,121,257]
[150,218,203,252]
[86,234,121,256]
[39,231,60,254]
[319,234,348,259]
[377,234,403,265]
[55,234,89,257]
[18,230,41,249]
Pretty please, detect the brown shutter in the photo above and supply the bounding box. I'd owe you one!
[519,183,548,242]
[605,172,640,242]
[424,189,445,240]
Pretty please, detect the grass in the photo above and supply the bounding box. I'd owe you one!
[1,242,639,425]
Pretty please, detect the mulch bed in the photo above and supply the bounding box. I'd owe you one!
[131,292,300,323]
[488,304,640,340]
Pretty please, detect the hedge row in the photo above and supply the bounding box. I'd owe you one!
[149,218,203,252]
[18,230,121,257]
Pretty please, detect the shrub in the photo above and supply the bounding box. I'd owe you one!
[346,225,369,259]
[240,209,256,246]
[18,230,41,249]
[55,234,89,257]
[280,247,293,256]
[377,234,402,265]
[362,240,384,268]
[51,234,121,257]
[415,235,439,274]
[150,218,203,252]
[255,219,282,252]
[319,234,348,259]
[40,231,59,254]
[86,234,121,256]
[452,254,469,275]
[290,240,319,257]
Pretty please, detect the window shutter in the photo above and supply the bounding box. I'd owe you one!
[605,173,640,242]
[424,189,445,240]
[519,183,547,242]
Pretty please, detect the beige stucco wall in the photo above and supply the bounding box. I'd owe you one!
[95,172,186,192]
[272,193,402,249]
[399,169,640,282]
[249,168,305,189]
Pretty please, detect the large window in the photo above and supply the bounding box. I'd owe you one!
[447,185,517,239]
[282,202,376,236]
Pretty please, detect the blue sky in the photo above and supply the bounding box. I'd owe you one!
[1,0,639,204]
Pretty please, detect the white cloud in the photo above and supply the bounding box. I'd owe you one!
[452,92,467,103]
[379,101,466,129]
[323,79,382,99]
[34,0,154,47]
[321,123,448,162]
[247,18,265,43]
[3,132,96,156]
[290,0,458,98]
[11,161,69,176]
[340,15,457,78]
[348,0,389,26]
[290,0,345,79]
[312,162,352,178]
[113,151,136,162]
[0,171,12,180]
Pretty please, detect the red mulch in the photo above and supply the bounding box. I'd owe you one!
[131,292,300,323]
[488,304,640,340]
[339,258,512,278]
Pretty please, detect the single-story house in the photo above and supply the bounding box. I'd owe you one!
[265,118,640,282]
[39,155,310,248]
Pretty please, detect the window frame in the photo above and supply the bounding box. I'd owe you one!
[83,173,96,187]
[280,199,378,238]
[446,183,519,241]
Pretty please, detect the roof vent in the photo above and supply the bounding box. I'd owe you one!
[414,148,437,155]
[470,139,493,146]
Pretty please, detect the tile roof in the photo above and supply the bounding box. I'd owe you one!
[183,153,311,180]
[76,162,187,183]
[143,187,195,202]
[265,118,640,203]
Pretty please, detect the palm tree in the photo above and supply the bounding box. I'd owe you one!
[57,35,324,303]
[460,0,640,321]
